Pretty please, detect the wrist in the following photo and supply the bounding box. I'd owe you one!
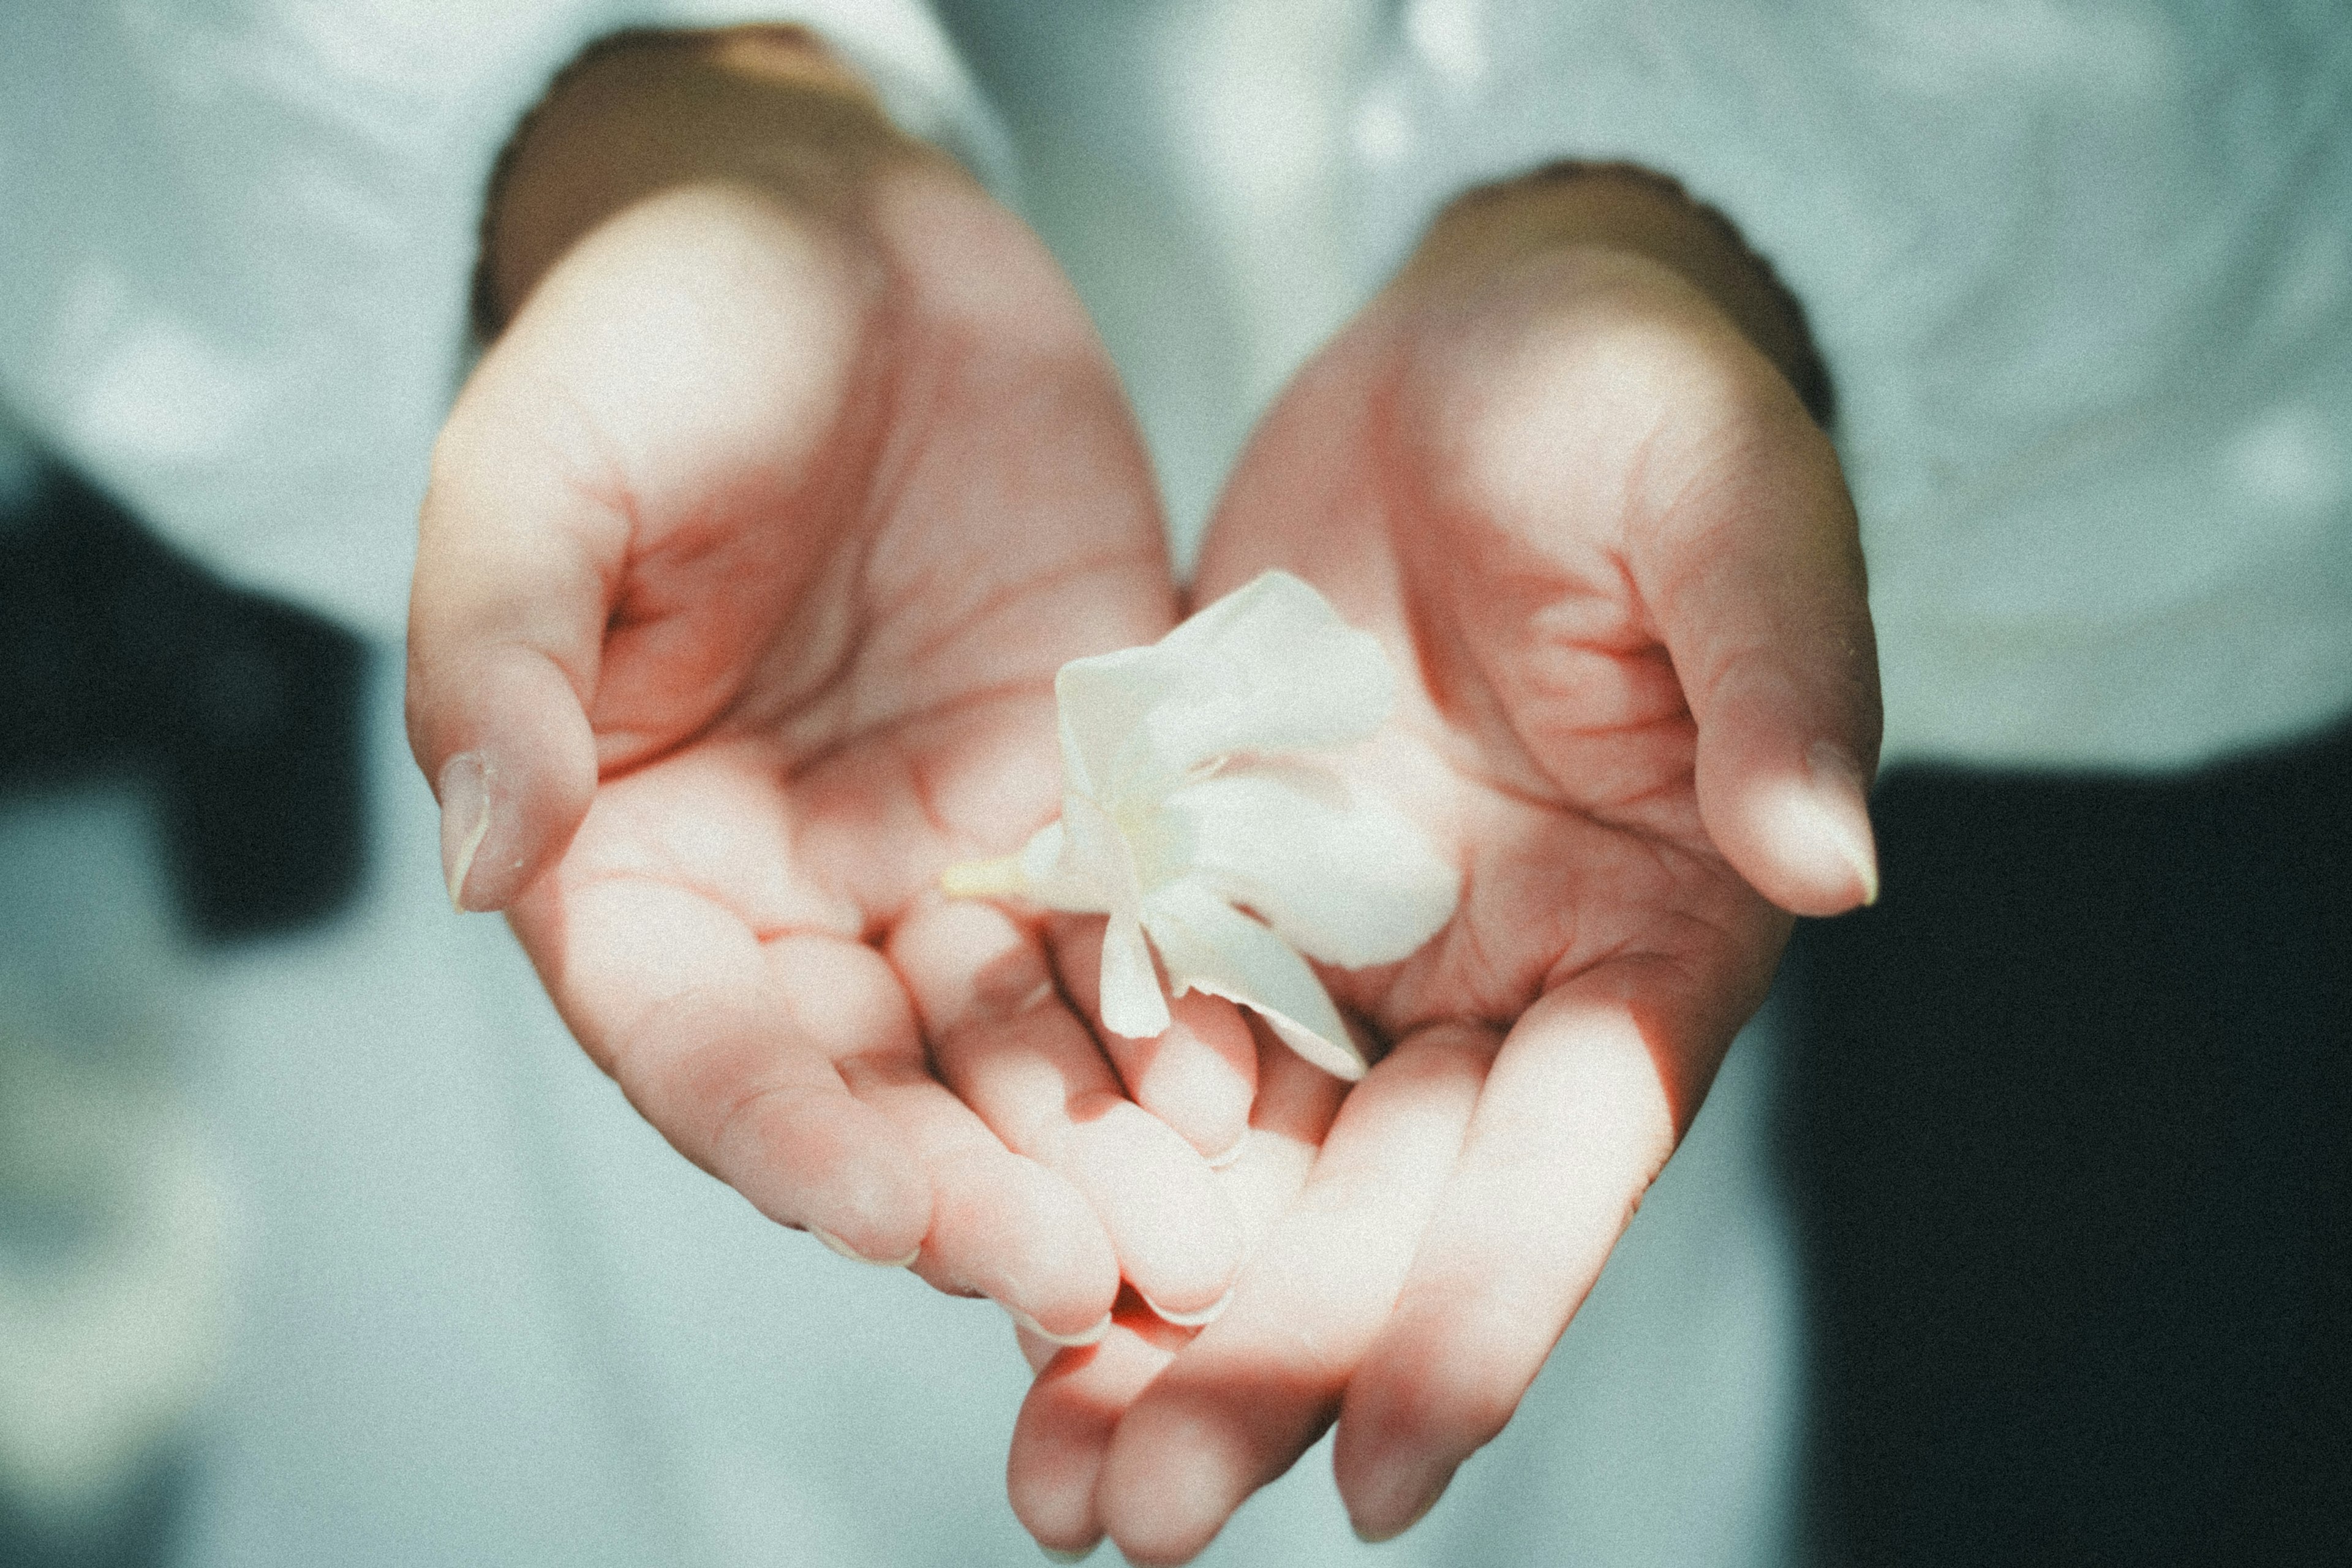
[474,26,943,336]
[1403,162,1833,425]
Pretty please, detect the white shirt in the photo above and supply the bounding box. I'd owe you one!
[0,0,1001,641]
[7,1,2345,767]
[1358,1,2352,769]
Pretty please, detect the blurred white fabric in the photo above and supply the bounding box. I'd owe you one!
[0,0,1004,643]
[0,794,233,1537]
[1346,0,2352,769]
[4,1,2338,754]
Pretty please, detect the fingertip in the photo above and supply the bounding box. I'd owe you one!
[1806,739,1881,907]
[1009,1395,1110,1558]
[1341,1456,1453,1545]
[1721,739,1879,917]
[801,1177,934,1269]
[1692,649,1880,918]
[922,1148,1122,1344]
[809,1225,921,1269]
[1332,1383,1461,1545]
[1060,925,1257,1165]
[1006,1306,1115,1354]
[1013,1322,1065,1376]
[436,752,492,912]
[1096,1393,1256,1567]
[1136,1287,1232,1330]
[1122,992,1257,1166]
[423,650,597,912]
[1060,1107,1246,1322]
[1009,1315,1182,1559]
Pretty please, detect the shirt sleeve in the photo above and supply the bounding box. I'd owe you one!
[0,0,1008,642]
[1346,0,2352,769]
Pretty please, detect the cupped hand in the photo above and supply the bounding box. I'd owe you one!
[1006,168,1882,1561]
[403,33,1254,1344]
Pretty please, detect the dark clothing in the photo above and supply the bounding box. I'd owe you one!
[1785,720,2352,1565]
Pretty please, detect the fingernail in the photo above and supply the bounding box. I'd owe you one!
[1039,1543,1100,1564]
[810,1226,919,1269]
[437,753,493,913]
[1005,1303,1113,1348]
[1349,1457,1455,1544]
[1804,741,1880,906]
[1139,1287,1232,1329]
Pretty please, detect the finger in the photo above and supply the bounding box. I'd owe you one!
[407,190,869,912]
[514,871,931,1263]
[763,928,1120,1342]
[1010,1299,1191,1559]
[522,868,1124,1334]
[1332,959,1730,1540]
[1014,1322,1065,1376]
[892,899,1246,1322]
[406,383,612,910]
[1092,1024,1500,1566]
[1007,1029,1343,1556]
[838,1039,1120,1343]
[1210,1015,1351,1260]
[1632,399,1882,916]
[1050,916,1258,1166]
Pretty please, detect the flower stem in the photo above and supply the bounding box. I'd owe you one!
[938,854,1027,899]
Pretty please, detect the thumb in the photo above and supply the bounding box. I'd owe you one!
[1638,410,1882,917]
[404,387,612,913]
[405,189,872,912]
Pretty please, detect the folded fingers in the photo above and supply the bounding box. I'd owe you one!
[1009,1025,1346,1557]
[516,870,932,1261]
[1333,960,1730,1540]
[1050,916,1258,1166]
[516,869,1119,1338]
[1087,1022,1501,1566]
[891,898,1246,1324]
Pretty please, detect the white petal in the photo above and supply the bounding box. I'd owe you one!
[940,813,1136,918]
[1140,878,1366,1081]
[1055,571,1396,804]
[1163,760,1458,968]
[1006,791,1131,916]
[1044,793,1167,1038]
[1099,907,1171,1038]
[1000,820,1089,911]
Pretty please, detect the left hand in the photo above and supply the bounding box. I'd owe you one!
[1003,165,1883,1562]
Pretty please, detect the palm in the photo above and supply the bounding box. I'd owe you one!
[531,240,1177,978]
[1197,281,1792,1080]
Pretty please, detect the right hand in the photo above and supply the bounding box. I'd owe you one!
[402,31,1256,1343]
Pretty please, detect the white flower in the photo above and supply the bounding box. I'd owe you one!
[941,571,1458,1080]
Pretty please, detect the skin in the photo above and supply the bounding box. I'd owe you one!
[404,31,1262,1343]
[1006,170,1882,1562]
